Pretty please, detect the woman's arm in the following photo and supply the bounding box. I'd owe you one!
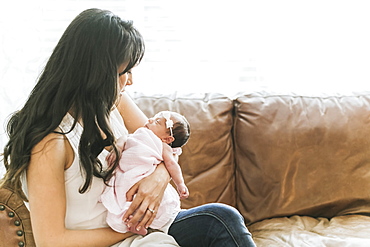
[27,133,132,247]
[116,91,148,133]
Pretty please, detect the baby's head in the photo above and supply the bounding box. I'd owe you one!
[145,111,190,148]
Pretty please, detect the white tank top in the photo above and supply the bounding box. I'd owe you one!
[22,108,128,230]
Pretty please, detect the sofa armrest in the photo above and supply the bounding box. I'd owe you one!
[0,186,35,247]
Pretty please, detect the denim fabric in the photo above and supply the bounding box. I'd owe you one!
[168,203,256,247]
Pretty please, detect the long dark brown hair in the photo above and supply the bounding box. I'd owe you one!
[1,8,145,199]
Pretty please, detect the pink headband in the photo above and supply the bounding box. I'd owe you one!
[161,111,173,136]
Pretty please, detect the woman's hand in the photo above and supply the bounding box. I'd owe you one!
[123,163,170,232]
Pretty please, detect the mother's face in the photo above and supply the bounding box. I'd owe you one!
[117,62,133,94]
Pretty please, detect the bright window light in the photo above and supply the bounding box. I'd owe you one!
[1,0,370,176]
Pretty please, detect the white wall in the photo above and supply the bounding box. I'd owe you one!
[2,0,370,177]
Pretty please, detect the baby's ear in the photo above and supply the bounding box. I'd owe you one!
[162,136,175,144]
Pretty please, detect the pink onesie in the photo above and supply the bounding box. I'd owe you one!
[101,127,181,233]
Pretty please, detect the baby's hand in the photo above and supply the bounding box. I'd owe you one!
[177,183,189,199]
[105,146,123,167]
[105,150,117,167]
[106,136,126,166]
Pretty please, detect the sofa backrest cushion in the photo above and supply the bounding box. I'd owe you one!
[131,92,236,209]
[234,91,370,225]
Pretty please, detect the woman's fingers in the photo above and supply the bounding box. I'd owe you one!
[122,183,139,222]
[124,188,158,229]
[122,163,170,231]
[143,205,158,229]
[128,202,158,232]
[123,183,164,231]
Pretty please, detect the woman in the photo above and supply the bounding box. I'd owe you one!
[1,8,256,247]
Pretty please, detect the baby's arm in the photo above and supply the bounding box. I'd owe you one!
[162,143,189,199]
[106,135,128,166]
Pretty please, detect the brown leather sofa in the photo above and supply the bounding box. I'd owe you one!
[133,91,370,246]
[2,90,370,246]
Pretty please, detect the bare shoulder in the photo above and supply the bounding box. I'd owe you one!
[31,131,74,170]
[162,142,173,153]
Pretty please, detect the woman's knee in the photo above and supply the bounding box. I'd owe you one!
[197,203,246,225]
[169,203,255,247]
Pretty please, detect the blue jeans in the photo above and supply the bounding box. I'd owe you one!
[168,203,256,247]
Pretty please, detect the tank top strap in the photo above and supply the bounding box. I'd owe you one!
[59,113,82,154]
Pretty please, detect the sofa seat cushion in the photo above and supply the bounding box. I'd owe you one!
[249,215,370,247]
[131,92,236,209]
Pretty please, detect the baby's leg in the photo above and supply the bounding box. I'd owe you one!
[128,222,148,235]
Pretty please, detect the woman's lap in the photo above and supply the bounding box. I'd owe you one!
[168,203,256,247]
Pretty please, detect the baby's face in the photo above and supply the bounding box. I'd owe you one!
[144,114,172,139]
